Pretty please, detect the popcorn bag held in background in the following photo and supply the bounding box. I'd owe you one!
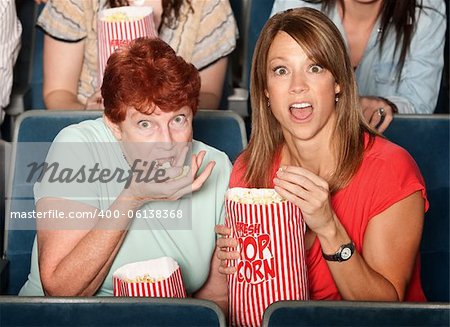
[97,6,157,84]
[226,188,309,327]
[113,257,186,297]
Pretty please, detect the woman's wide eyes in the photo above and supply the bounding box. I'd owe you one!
[308,64,323,73]
[274,66,288,75]
[273,64,323,76]
[172,115,186,125]
[138,120,152,129]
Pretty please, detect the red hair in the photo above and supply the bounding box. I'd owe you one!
[101,37,200,123]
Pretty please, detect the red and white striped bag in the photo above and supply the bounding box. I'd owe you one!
[226,188,309,327]
[97,6,157,85]
[113,257,186,298]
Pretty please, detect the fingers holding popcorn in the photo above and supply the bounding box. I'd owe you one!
[215,224,239,275]
[274,166,335,233]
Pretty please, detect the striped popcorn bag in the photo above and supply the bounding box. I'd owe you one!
[113,257,186,298]
[226,188,309,327]
[97,6,157,86]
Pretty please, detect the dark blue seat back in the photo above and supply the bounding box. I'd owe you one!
[262,301,450,327]
[193,110,247,162]
[384,115,450,302]
[244,0,275,88]
[0,297,225,326]
[3,110,246,295]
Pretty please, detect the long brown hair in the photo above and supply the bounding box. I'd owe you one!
[108,0,192,31]
[244,7,377,192]
[305,0,427,81]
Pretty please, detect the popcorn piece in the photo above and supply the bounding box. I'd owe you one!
[172,165,190,181]
[160,162,171,169]
[227,188,285,205]
[126,274,165,283]
[102,11,144,22]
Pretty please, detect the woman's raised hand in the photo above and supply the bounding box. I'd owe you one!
[123,144,215,204]
[273,166,336,236]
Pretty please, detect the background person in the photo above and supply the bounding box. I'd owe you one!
[0,0,22,252]
[272,0,446,132]
[37,0,237,110]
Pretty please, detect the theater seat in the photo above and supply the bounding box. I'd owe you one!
[0,297,225,326]
[384,114,450,302]
[262,301,450,327]
[1,110,246,295]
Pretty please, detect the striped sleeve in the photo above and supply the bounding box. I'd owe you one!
[36,0,90,41]
[191,0,238,69]
[0,0,22,114]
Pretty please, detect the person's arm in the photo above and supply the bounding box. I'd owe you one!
[190,0,236,110]
[42,34,86,110]
[37,191,141,296]
[38,147,215,296]
[198,57,228,110]
[193,248,228,314]
[273,167,424,301]
[0,0,21,112]
[369,1,446,114]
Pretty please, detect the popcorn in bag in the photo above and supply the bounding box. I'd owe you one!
[226,188,309,327]
[113,257,186,297]
[97,6,157,85]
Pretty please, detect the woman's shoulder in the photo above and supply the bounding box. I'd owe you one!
[420,0,446,16]
[175,0,237,69]
[37,0,99,41]
[415,0,446,30]
[54,118,114,143]
[360,135,425,196]
[229,153,248,188]
[192,140,232,166]
[364,135,418,170]
[354,134,428,216]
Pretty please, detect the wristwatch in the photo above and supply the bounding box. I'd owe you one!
[322,241,355,262]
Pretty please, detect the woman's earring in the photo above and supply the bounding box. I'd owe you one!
[335,96,339,103]
[267,99,271,108]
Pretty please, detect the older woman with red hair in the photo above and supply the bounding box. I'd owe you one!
[19,38,229,312]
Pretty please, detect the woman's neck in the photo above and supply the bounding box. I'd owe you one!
[339,0,383,23]
[280,131,336,181]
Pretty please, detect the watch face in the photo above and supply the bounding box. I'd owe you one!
[341,247,352,260]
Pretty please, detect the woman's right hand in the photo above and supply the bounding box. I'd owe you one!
[125,148,215,204]
[215,224,240,274]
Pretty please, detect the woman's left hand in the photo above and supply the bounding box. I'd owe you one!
[273,166,335,235]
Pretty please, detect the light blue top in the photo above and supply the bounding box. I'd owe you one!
[271,0,446,113]
[19,118,232,296]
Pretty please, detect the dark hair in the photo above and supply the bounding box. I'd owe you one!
[108,0,193,31]
[305,0,424,81]
[101,37,200,123]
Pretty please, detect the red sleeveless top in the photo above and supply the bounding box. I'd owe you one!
[229,135,428,301]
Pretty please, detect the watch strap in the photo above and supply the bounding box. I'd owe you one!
[322,241,355,262]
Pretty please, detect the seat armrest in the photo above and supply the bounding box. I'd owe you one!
[0,258,9,294]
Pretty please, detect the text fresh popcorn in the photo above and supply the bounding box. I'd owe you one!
[226,188,309,327]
